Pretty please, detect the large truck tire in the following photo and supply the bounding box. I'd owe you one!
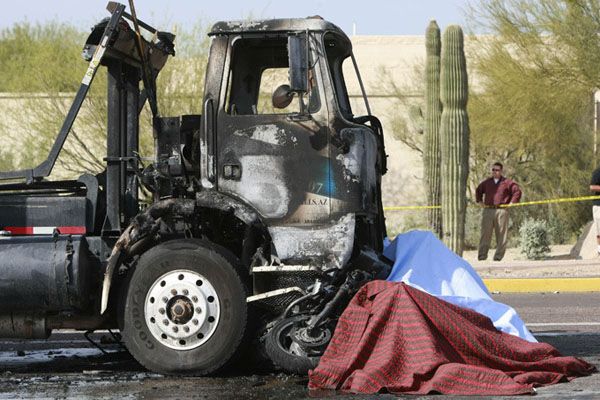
[120,239,248,375]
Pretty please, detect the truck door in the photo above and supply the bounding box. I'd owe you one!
[215,35,331,226]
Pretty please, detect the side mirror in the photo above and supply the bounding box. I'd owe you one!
[288,34,308,93]
[272,84,294,109]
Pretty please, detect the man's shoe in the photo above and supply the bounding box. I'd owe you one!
[493,257,503,261]
[478,257,487,261]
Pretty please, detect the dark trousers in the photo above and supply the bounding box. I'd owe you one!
[478,208,509,261]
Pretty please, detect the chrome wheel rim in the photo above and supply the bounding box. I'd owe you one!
[144,269,220,350]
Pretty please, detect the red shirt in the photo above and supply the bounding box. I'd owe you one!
[475,177,521,206]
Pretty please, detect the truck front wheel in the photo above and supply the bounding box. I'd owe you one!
[120,239,248,375]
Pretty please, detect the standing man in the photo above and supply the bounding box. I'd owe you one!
[476,162,522,261]
[590,166,600,255]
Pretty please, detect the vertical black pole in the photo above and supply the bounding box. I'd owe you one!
[103,59,123,234]
[119,68,128,226]
[125,65,140,222]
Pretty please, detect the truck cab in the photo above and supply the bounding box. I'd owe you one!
[0,4,389,375]
[196,18,387,267]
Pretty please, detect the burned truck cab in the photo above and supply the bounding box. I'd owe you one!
[0,3,389,375]
[120,16,391,373]
[198,18,388,270]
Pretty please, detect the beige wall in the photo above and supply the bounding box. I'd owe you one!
[349,35,483,234]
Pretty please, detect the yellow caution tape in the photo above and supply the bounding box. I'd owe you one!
[383,195,600,212]
[499,195,600,208]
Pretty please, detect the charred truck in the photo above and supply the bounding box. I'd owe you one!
[0,2,390,374]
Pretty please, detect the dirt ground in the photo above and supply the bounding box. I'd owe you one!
[463,244,600,278]
[463,244,575,263]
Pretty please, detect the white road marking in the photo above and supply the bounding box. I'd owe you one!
[535,332,600,337]
[527,322,600,327]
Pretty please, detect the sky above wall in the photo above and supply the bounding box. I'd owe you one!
[0,0,470,36]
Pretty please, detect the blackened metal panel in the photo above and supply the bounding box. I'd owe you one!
[103,60,123,233]
[329,127,379,218]
[0,197,87,229]
[288,34,308,92]
[201,100,216,187]
[217,117,332,224]
[203,36,228,105]
[199,36,228,189]
[215,33,332,226]
[0,236,91,312]
[315,32,387,250]
[209,18,347,38]
[0,180,84,193]
[153,117,183,197]
[77,174,99,233]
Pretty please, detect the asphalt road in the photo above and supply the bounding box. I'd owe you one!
[0,292,599,399]
[495,292,600,334]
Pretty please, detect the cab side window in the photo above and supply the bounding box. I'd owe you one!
[225,36,320,115]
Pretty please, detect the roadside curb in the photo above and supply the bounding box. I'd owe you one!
[471,259,599,269]
[484,278,600,293]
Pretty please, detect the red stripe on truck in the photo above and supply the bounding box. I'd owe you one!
[4,227,33,235]
[3,226,86,235]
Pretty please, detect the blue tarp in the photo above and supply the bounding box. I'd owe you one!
[383,230,537,342]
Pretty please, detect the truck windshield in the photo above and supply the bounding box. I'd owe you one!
[323,32,370,121]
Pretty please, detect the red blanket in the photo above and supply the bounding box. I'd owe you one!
[308,281,595,395]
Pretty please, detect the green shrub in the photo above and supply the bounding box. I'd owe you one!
[464,204,482,250]
[385,212,428,240]
[519,218,550,260]
[547,215,569,245]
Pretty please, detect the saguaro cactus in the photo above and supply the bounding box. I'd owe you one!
[440,25,470,255]
[424,20,442,238]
